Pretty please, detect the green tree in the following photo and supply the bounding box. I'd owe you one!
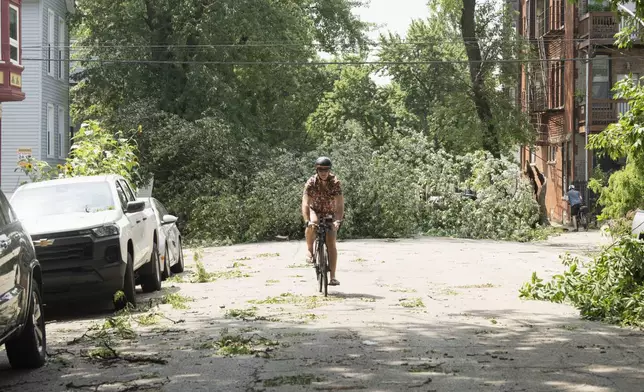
[306,63,417,146]
[588,76,644,220]
[70,0,370,144]
[378,0,531,155]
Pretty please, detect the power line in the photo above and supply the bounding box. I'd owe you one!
[17,37,615,51]
[21,55,644,65]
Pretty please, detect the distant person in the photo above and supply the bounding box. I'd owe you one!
[567,185,583,230]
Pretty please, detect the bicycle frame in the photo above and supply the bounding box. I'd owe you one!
[311,215,334,297]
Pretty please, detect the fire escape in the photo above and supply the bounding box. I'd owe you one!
[526,0,565,145]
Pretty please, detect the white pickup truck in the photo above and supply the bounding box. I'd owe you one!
[10,175,162,309]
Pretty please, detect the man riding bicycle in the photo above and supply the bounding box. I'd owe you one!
[302,157,345,286]
[566,184,583,230]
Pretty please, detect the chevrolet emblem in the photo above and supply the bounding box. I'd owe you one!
[34,239,54,247]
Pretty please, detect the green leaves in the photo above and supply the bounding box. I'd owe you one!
[15,121,140,187]
[587,76,644,221]
[520,236,644,326]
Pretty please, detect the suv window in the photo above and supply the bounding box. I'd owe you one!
[115,182,129,211]
[120,180,136,201]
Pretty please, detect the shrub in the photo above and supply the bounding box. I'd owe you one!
[520,236,644,326]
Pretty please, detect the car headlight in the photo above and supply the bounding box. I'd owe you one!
[92,225,119,237]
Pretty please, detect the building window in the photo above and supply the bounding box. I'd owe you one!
[592,55,611,99]
[9,5,19,64]
[47,104,55,157]
[47,10,55,76]
[549,60,564,108]
[529,147,537,164]
[58,106,65,158]
[58,17,65,79]
[548,145,557,163]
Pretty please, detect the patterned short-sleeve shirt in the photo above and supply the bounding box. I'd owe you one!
[304,174,343,214]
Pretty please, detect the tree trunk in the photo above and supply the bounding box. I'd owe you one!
[460,0,500,158]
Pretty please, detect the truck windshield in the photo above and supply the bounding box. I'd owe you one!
[11,182,116,219]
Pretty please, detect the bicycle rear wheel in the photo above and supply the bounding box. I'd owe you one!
[322,245,329,297]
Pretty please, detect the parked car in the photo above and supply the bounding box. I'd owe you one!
[633,210,644,239]
[10,175,162,310]
[0,189,46,368]
[141,198,185,279]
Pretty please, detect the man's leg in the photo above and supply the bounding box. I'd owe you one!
[305,209,318,262]
[326,229,338,282]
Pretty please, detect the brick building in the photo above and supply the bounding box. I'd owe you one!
[517,0,640,223]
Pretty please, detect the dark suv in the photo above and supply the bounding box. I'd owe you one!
[0,190,46,369]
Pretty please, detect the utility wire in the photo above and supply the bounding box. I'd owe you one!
[20,55,644,65]
[17,37,620,50]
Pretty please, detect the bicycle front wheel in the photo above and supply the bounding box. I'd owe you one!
[317,241,325,294]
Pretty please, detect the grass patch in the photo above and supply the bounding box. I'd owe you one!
[442,288,460,296]
[289,274,304,278]
[166,274,186,283]
[258,253,280,258]
[263,374,324,387]
[399,298,425,308]
[135,312,161,326]
[266,279,280,285]
[248,293,339,309]
[457,283,497,289]
[296,313,325,322]
[161,293,193,310]
[198,329,279,357]
[225,307,258,320]
[352,258,367,263]
[389,287,417,293]
[288,263,310,269]
[232,261,249,268]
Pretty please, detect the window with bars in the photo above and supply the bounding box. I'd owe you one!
[549,60,564,108]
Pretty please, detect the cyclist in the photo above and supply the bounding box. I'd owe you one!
[301,157,344,286]
[566,185,583,231]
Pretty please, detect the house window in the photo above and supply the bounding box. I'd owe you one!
[548,145,557,163]
[529,147,537,164]
[47,10,55,76]
[47,104,55,157]
[58,17,65,79]
[58,106,65,158]
[9,5,19,64]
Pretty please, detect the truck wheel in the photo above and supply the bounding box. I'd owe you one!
[114,253,137,310]
[141,242,162,293]
[6,278,47,369]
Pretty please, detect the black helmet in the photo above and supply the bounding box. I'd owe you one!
[315,156,332,167]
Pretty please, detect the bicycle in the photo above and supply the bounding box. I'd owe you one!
[309,215,334,297]
[573,204,589,232]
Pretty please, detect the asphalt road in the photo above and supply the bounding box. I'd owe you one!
[2,230,642,392]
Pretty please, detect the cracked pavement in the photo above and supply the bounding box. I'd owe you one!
[2,230,643,392]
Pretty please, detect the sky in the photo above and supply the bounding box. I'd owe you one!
[353,0,430,84]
